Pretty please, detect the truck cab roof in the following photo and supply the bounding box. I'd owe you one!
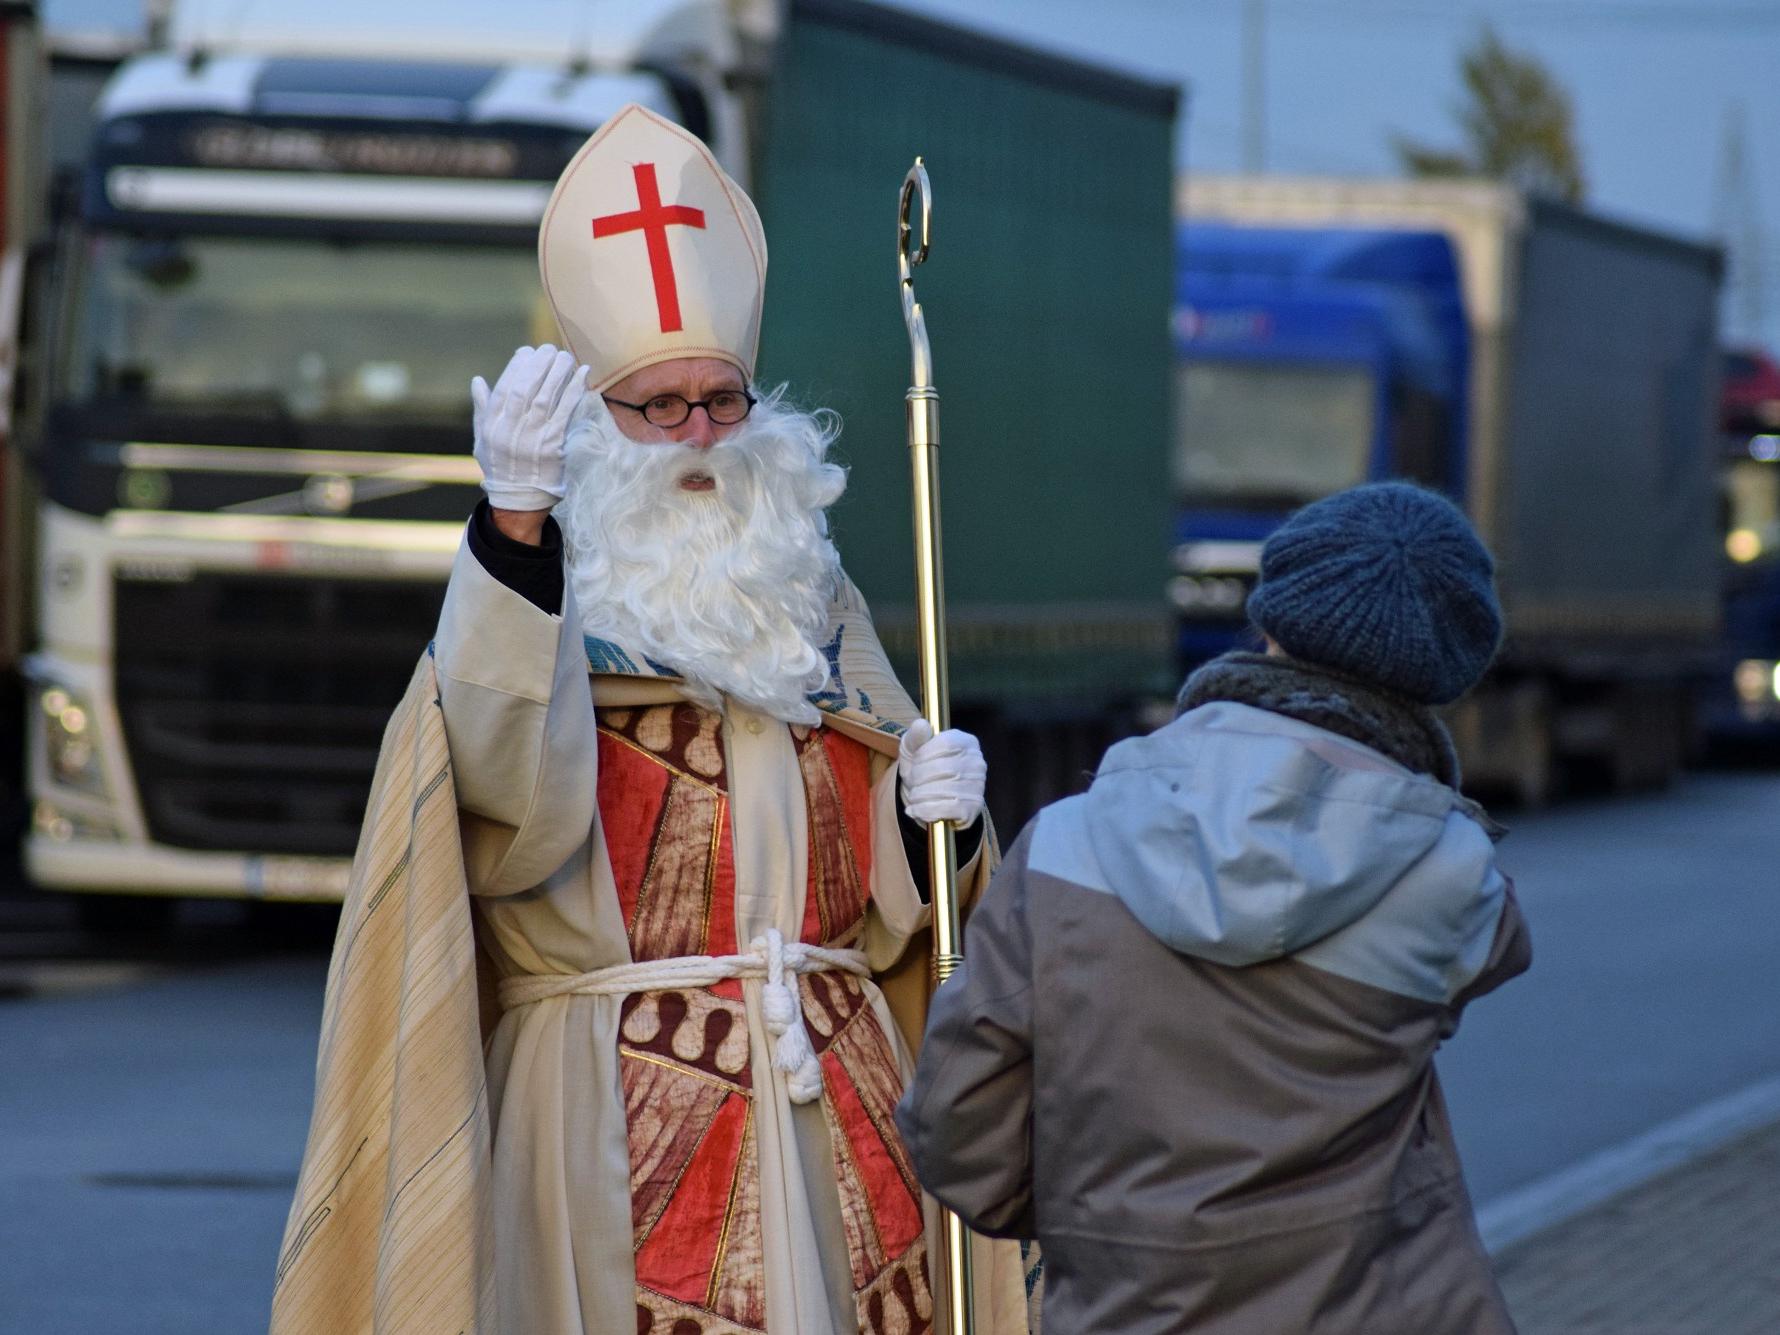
[1176,222,1466,396]
[164,0,737,71]
[97,52,678,132]
[1178,223,1462,303]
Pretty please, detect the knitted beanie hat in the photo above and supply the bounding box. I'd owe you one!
[1245,482,1503,706]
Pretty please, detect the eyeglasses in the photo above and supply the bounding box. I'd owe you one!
[602,388,758,428]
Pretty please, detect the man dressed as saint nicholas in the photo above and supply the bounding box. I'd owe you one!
[270,104,1030,1335]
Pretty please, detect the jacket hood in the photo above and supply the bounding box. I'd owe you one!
[1048,701,1493,969]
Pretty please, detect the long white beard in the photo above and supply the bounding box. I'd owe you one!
[556,389,847,725]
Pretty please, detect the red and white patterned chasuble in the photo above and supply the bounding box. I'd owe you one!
[597,702,931,1334]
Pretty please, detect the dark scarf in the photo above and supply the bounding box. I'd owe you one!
[1177,651,1462,788]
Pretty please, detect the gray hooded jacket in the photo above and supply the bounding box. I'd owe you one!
[896,701,1530,1334]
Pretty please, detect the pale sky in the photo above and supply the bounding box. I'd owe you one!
[896,0,1780,349]
[43,0,1780,346]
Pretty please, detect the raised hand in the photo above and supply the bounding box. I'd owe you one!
[470,345,589,512]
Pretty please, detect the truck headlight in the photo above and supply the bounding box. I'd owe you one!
[1727,529,1764,563]
[32,799,116,843]
[1732,659,1780,705]
[1168,575,1250,613]
[39,686,107,796]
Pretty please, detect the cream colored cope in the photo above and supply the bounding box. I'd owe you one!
[428,544,1026,1332]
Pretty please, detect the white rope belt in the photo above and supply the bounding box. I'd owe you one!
[496,928,869,1105]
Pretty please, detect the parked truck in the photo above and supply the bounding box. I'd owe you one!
[11,0,1178,916]
[1173,176,1723,803]
[1708,346,1780,745]
[0,0,44,868]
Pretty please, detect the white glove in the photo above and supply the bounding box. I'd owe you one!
[898,719,986,827]
[470,345,588,511]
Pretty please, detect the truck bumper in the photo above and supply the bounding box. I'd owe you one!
[25,834,351,902]
[26,501,458,901]
[1702,657,1780,741]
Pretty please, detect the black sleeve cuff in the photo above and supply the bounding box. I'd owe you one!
[467,498,566,616]
[897,801,985,906]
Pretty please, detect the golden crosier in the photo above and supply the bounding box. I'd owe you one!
[898,156,976,1335]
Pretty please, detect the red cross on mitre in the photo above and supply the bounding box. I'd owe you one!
[590,162,708,334]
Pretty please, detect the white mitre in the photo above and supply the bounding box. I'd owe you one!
[539,102,768,392]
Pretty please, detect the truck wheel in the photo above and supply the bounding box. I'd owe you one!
[246,898,341,948]
[1450,679,1554,807]
[1608,685,1684,793]
[0,669,22,876]
[74,893,178,937]
[1510,688,1556,808]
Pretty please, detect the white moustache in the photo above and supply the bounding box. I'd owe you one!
[556,391,848,724]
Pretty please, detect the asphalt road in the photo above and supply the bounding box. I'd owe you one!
[2,769,1778,1332]
[1437,770,1780,1203]
[0,953,325,1333]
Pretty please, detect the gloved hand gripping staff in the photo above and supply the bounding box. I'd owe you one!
[898,157,977,1335]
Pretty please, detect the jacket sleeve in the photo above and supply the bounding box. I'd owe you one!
[896,803,983,904]
[433,523,597,897]
[1452,879,1532,1009]
[894,830,1038,1240]
[466,497,565,614]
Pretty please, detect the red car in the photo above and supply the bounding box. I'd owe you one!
[1722,346,1780,437]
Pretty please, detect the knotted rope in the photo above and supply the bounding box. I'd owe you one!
[496,928,869,1105]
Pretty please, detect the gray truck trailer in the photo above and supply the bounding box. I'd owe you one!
[1180,176,1723,802]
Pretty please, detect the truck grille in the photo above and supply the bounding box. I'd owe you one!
[113,572,446,855]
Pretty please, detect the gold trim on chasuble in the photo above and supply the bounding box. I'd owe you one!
[601,705,931,1334]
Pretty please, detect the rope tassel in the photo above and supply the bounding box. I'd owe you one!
[758,928,825,1104]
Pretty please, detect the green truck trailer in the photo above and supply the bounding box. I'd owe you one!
[13,0,1179,912]
[754,2,1179,821]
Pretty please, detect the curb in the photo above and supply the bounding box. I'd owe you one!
[1475,1073,1780,1254]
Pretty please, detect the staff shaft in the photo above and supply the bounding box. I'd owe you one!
[906,385,958,948]
[907,383,975,1335]
[900,159,975,1335]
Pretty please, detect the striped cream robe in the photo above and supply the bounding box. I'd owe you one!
[269,537,1028,1334]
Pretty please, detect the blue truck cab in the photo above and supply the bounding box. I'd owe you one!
[1170,223,1469,667]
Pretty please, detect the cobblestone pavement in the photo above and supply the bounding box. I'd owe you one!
[1493,1119,1780,1333]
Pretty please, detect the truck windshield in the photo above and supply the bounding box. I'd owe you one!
[1174,361,1375,506]
[58,231,552,432]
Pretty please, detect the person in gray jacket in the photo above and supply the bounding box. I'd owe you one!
[896,482,1531,1334]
